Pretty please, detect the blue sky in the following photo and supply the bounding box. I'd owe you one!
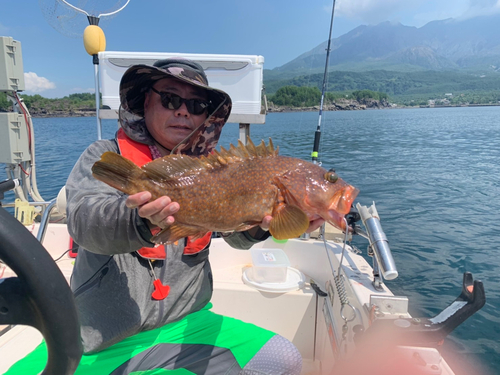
[2,0,498,98]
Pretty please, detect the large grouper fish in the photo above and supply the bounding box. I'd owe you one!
[91,138,359,244]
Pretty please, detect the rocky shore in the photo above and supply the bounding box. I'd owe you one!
[29,109,96,118]
[267,98,394,113]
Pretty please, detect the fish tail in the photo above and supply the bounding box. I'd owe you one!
[92,152,146,195]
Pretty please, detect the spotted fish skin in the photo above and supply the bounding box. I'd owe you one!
[91,139,359,244]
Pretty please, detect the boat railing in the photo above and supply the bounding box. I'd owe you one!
[35,199,59,243]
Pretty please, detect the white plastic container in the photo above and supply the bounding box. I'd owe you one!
[98,51,265,124]
[250,248,290,283]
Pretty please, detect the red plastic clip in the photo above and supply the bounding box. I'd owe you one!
[152,279,170,300]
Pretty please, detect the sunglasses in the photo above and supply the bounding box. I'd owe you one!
[150,88,210,115]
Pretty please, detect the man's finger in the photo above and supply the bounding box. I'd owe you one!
[138,197,173,218]
[259,215,273,231]
[126,191,151,209]
[306,218,325,233]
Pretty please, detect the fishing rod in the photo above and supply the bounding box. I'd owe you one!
[312,0,336,165]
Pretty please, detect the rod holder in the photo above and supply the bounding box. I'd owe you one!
[356,202,398,281]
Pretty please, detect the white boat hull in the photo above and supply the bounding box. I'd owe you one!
[0,224,456,374]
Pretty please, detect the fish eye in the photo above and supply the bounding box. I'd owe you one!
[324,170,338,183]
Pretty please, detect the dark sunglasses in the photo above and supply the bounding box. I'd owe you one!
[150,88,210,115]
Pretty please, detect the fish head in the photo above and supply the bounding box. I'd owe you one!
[282,164,359,231]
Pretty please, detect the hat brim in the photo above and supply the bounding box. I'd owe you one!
[119,64,231,120]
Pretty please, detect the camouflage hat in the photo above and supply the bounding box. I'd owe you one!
[118,58,232,156]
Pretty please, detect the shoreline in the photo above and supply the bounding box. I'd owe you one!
[25,102,500,118]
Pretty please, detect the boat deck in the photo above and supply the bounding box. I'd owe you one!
[0,224,455,375]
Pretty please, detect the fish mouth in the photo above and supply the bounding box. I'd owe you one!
[327,185,359,230]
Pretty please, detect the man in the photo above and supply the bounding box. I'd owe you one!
[6,58,310,374]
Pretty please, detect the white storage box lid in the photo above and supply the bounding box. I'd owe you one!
[251,248,290,268]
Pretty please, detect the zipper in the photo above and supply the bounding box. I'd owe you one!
[73,264,110,298]
[155,259,166,326]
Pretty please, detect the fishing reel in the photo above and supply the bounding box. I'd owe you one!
[345,204,361,228]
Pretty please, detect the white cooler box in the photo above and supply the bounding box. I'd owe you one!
[98,51,266,124]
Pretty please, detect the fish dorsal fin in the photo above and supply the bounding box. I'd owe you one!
[142,138,278,181]
[237,140,251,158]
[268,139,278,155]
[246,137,258,155]
[245,137,278,158]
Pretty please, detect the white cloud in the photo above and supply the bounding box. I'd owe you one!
[23,72,56,92]
[335,0,425,24]
[459,0,500,19]
[333,0,499,26]
[468,0,500,6]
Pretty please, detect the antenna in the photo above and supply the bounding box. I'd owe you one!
[39,0,131,139]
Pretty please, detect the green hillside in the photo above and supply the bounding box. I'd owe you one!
[264,63,430,82]
[0,92,95,114]
[264,69,500,105]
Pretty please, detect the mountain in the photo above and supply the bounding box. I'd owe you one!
[268,15,500,79]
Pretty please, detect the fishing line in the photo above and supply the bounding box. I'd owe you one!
[170,96,227,155]
[311,0,337,165]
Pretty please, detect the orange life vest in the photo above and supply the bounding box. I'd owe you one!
[116,128,212,259]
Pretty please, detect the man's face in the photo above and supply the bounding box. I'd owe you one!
[144,77,209,152]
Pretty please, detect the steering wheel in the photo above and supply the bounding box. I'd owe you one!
[0,207,82,374]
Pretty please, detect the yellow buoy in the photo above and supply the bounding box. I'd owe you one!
[83,25,106,55]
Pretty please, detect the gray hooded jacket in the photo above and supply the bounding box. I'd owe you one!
[66,137,268,354]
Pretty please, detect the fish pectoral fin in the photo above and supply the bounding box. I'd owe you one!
[151,223,206,244]
[269,204,309,240]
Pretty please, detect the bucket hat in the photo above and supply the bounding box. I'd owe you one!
[119,58,232,156]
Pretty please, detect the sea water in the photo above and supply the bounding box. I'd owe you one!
[1,106,498,374]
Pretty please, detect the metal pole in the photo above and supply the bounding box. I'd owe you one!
[239,123,250,145]
[36,198,57,244]
[93,56,102,140]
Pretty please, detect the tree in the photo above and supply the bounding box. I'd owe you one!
[270,86,322,107]
[0,92,11,111]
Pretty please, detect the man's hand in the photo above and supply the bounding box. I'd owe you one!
[305,217,325,233]
[126,191,179,229]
